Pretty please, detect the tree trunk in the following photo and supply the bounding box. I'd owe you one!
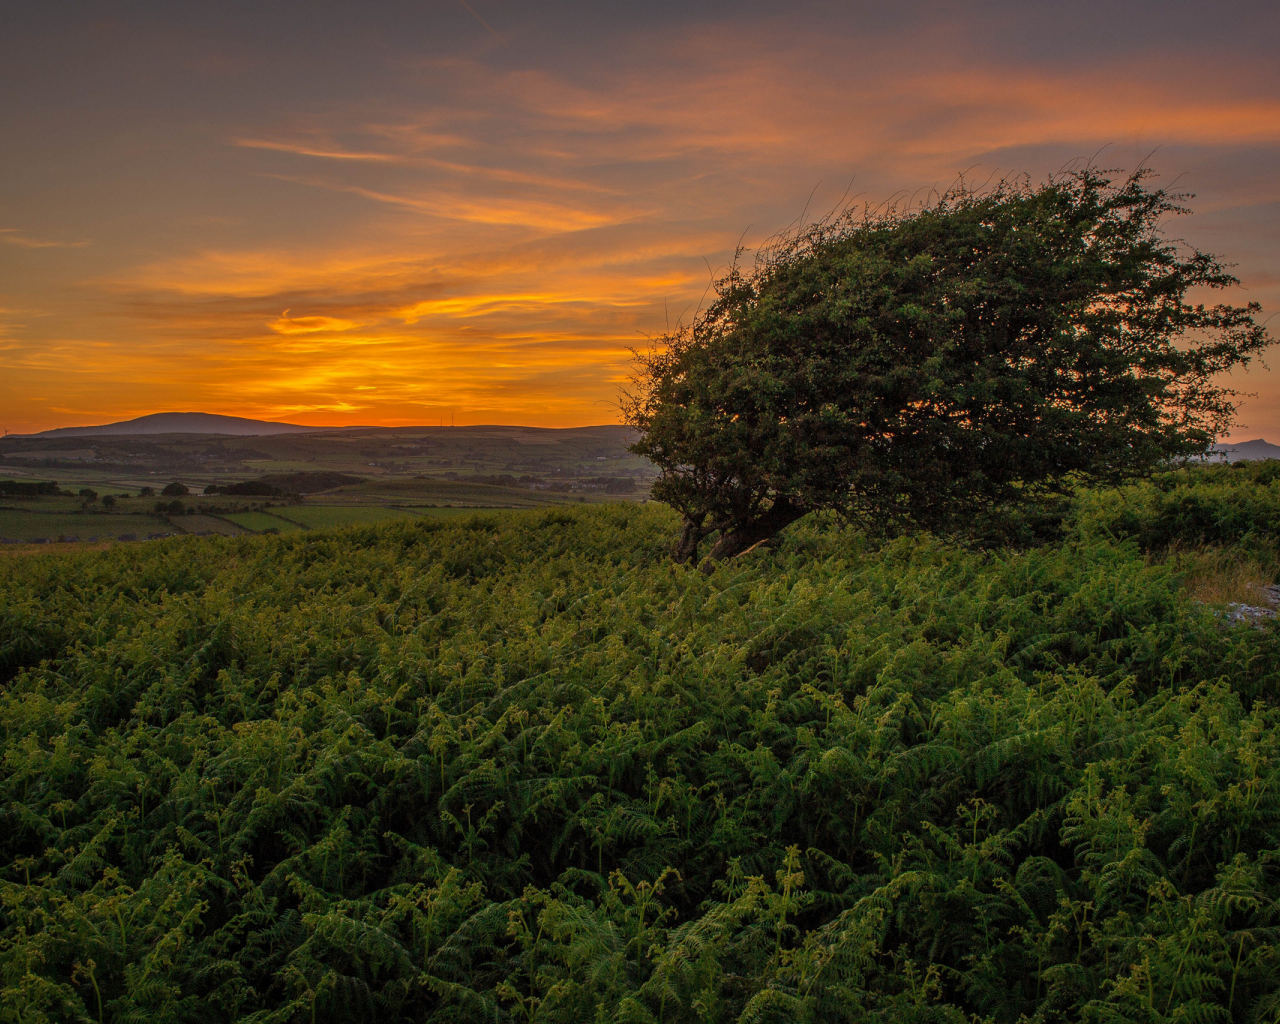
[674,514,708,564]
[702,498,808,567]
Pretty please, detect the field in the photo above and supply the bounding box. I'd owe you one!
[221,510,306,533]
[0,424,651,501]
[174,513,247,536]
[0,426,648,547]
[3,463,1280,1022]
[271,504,419,529]
[0,508,162,542]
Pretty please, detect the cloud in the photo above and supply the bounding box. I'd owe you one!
[0,229,89,249]
[234,139,401,161]
[268,176,627,230]
[6,12,1279,434]
[269,311,359,334]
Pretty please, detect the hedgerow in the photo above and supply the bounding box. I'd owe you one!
[1,474,1279,1023]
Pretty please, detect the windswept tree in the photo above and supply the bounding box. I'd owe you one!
[625,168,1273,563]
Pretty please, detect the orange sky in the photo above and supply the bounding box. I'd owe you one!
[3,2,1279,436]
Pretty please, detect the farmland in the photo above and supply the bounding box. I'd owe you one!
[0,509,158,543]
[0,424,649,497]
[0,425,650,548]
[221,510,307,533]
[3,461,1280,1022]
[273,505,417,529]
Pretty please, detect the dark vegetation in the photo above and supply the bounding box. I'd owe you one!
[627,169,1271,563]
[205,481,288,497]
[0,480,65,497]
[3,463,1280,1022]
[258,472,367,493]
[205,473,369,496]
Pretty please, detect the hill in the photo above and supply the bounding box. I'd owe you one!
[1211,437,1280,461]
[29,411,325,437]
[3,465,1280,1021]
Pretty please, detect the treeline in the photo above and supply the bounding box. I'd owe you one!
[0,478,64,496]
[204,480,286,496]
[1,465,1279,1022]
[203,472,366,497]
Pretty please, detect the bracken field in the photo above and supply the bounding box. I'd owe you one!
[4,462,1280,1023]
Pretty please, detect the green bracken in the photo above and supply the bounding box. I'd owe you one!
[1,463,1280,1022]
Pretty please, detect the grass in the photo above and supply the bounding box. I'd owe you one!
[272,505,416,529]
[342,477,608,507]
[1175,545,1280,606]
[403,505,514,519]
[175,514,247,536]
[0,509,159,542]
[222,510,305,533]
[239,460,327,472]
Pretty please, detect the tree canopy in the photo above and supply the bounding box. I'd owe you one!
[625,168,1273,562]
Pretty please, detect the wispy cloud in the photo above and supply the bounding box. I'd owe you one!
[233,139,401,162]
[237,137,617,192]
[1,229,89,249]
[269,311,359,334]
[5,12,1279,433]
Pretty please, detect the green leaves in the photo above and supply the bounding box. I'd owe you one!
[1,497,1280,1020]
[627,168,1273,562]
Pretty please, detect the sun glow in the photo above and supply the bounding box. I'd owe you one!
[2,13,1277,434]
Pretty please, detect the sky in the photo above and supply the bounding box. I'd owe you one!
[2,0,1279,435]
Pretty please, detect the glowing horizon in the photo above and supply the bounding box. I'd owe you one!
[3,2,1279,437]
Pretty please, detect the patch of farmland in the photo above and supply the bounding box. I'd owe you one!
[175,514,246,536]
[341,477,582,507]
[274,505,414,529]
[403,505,514,519]
[0,509,160,542]
[239,460,322,472]
[222,510,304,533]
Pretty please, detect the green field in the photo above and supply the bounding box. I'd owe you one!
[404,504,518,519]
[0,508,159,541]
[222,509,305,532]
[342,476,601,507]
[272,504,416,529]
[239,459,331,473]
[175,513,246,536]
[0,424,650,495]
[4,466,1280,1022]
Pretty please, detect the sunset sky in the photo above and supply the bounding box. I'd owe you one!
[3,1,1279,436]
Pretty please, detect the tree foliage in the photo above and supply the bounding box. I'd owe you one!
[2,467,1280,1020]
[625,168,1272,562]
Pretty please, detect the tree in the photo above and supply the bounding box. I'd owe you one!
[78,488,97,501]
[625,168,1273,563]
[161,482,189,497]
[101,495,116,508]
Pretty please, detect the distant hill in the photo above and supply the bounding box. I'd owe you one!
[30,412,324,437]
[1210,438,1280,462]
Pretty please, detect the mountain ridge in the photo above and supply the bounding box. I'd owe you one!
[27,412,326,438]
[1210,438,1280,462]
